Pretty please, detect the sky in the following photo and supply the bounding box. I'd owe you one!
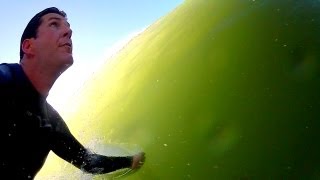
[0,0,184,112]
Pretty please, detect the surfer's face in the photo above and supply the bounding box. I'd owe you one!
[32,13,73,71]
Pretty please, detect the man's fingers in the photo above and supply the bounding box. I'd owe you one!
[131,152,146,169]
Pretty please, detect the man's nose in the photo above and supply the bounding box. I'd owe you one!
[62,26,72,39]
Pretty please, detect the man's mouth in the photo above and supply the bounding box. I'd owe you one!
[60,42,73,53]
[62,42,72,47]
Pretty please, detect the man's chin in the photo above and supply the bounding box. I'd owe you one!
[59,57,74,72]
[64,56,74,66]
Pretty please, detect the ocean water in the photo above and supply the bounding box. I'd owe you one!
[37,0,320,179]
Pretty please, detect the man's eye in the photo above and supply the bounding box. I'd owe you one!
[50,22,59,27]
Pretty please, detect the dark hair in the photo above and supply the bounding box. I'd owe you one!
[20,7,67,60]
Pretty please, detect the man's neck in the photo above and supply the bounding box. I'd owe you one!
[20,61,60,98]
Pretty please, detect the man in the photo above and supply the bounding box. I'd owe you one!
[0,7,145,179]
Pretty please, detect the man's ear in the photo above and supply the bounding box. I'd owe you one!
[21,39,34,57]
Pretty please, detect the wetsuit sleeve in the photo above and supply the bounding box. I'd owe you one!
[47,104,133,174]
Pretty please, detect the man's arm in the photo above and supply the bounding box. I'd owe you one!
[46,104,139,174]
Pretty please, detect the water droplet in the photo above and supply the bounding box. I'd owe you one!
[26,111,32,116]
[163,144,168,147]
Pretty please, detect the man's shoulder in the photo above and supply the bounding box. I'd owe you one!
[46,102,71,133]
[0,63,20,84]
[0,63,14,85]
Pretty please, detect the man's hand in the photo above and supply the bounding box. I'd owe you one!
[131,152,146,170]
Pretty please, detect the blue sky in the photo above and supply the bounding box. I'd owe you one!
[0,0,183,110]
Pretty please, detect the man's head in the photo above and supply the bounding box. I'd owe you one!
[20,7,73,71]
[20,7,66,60]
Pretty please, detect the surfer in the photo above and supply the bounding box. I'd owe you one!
[0,7,145,179]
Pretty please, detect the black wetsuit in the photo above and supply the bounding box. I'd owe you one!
[0,63,132,179]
